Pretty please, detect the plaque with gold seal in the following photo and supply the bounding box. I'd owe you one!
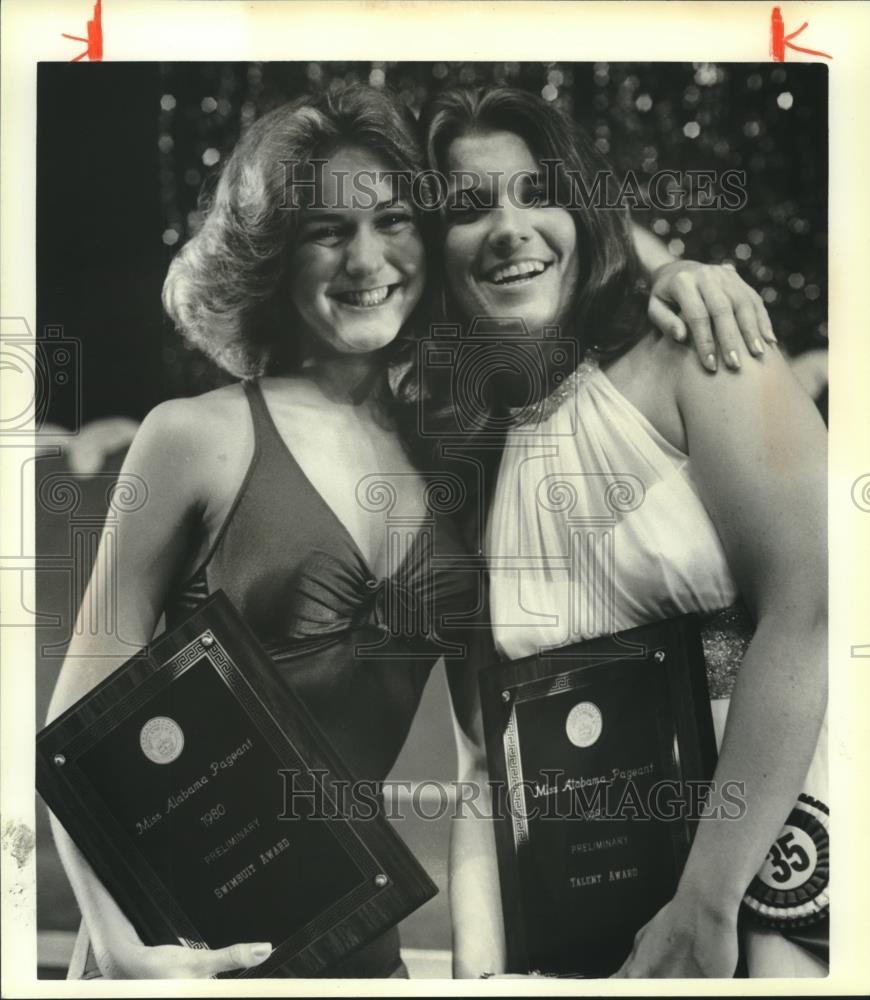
[479,615,718,977]
[36,591,436,977]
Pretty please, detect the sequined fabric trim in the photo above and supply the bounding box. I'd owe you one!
[700,601,755,698]
[510,354,600,426]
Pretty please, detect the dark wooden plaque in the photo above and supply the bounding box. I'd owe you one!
[479,615,717,977]
[36,591,437,977]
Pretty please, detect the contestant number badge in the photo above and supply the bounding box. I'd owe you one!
[742,794,829,928]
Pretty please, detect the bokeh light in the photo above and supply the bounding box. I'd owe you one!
[156,61,827,394]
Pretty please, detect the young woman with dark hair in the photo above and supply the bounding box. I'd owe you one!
[420,85,827,979]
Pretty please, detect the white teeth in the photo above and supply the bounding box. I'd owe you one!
[489,260,548,285]
[334,285,393,307]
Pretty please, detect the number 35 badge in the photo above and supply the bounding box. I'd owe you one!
[742,793,829,928]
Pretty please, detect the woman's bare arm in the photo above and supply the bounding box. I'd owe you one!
[48,402,200,717]
[47,398,272,978]
[445,631,507,979]
[615,342,827,977]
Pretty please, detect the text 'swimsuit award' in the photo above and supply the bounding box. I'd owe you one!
[37,591,436,977]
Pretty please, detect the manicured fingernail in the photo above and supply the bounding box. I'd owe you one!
[727,350,741,370]
[673,327,686,342]
[705,353,717,372]
[252,943,272,960]
[752,338,765,356]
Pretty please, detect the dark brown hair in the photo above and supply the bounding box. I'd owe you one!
[393,85,650,462]
[424,84,648,350]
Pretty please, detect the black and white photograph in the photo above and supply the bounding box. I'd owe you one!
[1,1,867,994]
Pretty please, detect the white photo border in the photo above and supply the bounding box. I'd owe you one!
[2,1,868,996]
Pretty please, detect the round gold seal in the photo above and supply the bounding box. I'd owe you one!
[139,716,184,765]
[565,701,603,748]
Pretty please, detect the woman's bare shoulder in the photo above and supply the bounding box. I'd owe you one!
[635,331,802,412]
[667,335,806,414]
[121,383,252,500]
[604,330,684,383]
[633,329,695,381]
[115,382,254,528]
[138,383,248,447]
[602,332,689,450]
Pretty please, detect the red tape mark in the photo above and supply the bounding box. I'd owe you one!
[770,6,832,62]
[62,0,103,62]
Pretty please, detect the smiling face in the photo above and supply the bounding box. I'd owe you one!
[288,145,425,358]
[443,130,579,334]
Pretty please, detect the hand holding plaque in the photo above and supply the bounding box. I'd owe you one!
[87,935,274,980]
[479,615,718,978]
[37,591,436,978]
[611,889,740,978]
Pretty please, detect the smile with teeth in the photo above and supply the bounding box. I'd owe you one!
[332,284,398,308]
[486,260,552,286]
